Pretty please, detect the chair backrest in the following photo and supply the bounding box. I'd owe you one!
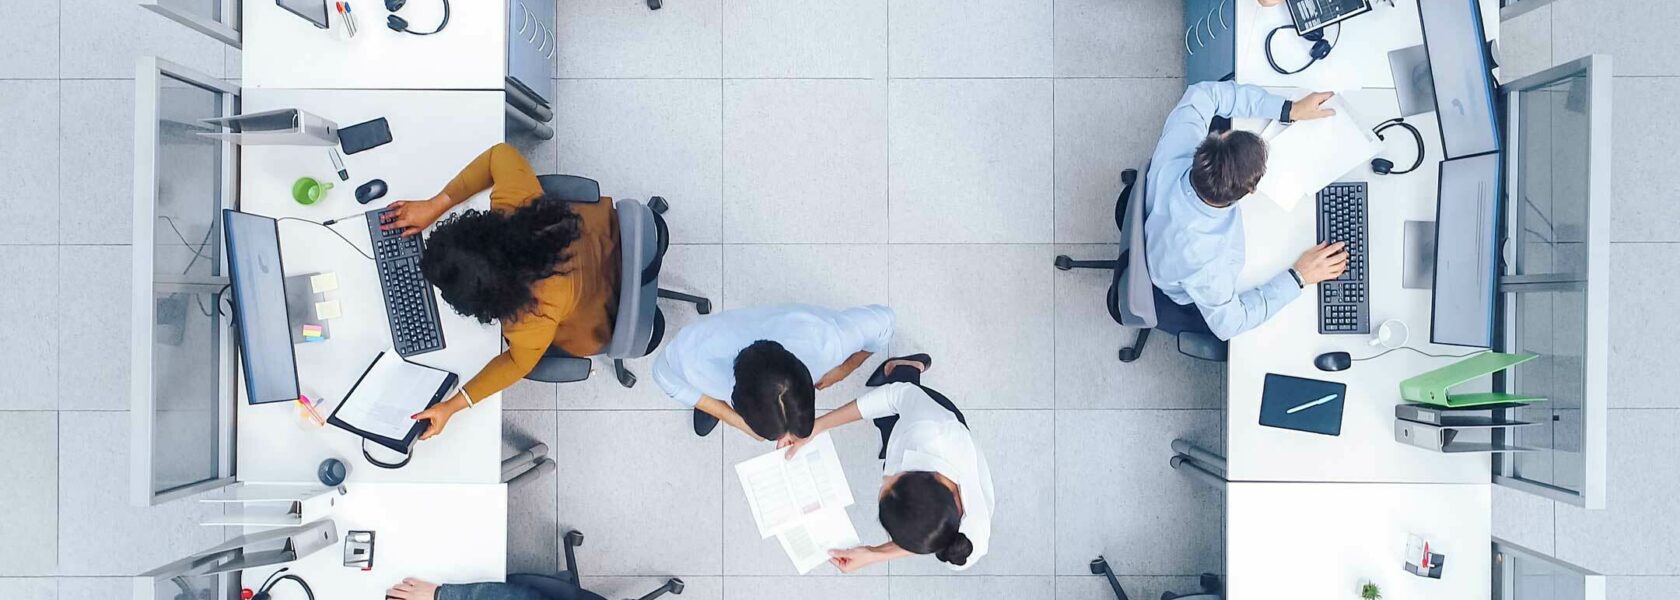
[603,198,664,359]
[536,174,602,204]
[1115,162,1157,329]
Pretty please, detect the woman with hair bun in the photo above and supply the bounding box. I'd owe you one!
[783,355,994,572]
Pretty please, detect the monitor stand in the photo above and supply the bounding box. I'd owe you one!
[1389,44,1437,118]
[1403,220,1436,290]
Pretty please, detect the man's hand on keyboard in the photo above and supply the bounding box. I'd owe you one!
[1294,241,1349,284]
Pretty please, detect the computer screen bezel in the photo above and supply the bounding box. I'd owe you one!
[1416,0,1502,160]
[223,209,302,404]
[1428,150,1504,348]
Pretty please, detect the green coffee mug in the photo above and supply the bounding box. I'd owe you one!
[292,177,334,205]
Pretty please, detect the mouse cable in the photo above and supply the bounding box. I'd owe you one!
[1352,346,1484,362]
[276,217,375,261]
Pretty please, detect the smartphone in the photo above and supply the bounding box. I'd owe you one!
[337,118,393,155]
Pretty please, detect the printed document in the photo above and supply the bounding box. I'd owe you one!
[735,432,855,538]
[1254,94,1382,211]
[776,507,862,574]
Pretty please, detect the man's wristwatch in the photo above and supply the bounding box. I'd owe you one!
[1288,268,1305,288]
[1280,100,1295,124]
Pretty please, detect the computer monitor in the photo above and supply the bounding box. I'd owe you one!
[1417,0,1501,159]
[275,0,330,29]
[223,209,301,404]
[1430,153,1502,348]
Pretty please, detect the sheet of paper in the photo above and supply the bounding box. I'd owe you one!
[776,507,861,574]
[735,432,854,538]
[1254,94,1382,211]
[332,351,449,439]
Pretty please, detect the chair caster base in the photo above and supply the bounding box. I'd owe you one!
[1054,255,1074,271]
[696,299,712,314]
[565,530,584,547]
[647,0,662,9]
[1089,557,1109,575]
[1118,347,1142,362]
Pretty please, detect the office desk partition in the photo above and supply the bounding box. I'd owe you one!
[1224,89,1490,484]
[236,88,507,484]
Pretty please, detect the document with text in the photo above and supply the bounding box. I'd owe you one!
[776,507,862,574]
[735,432,855,539]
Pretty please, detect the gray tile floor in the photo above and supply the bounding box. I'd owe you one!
[0,0,1675,598]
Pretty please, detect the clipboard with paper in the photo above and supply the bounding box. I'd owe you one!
[326,350,458,458]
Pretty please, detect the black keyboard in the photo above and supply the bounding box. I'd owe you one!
[366,209,446,356]
[1316,182,1370,335]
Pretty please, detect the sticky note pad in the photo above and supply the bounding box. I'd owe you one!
[310,272,340,294]
[315,300,343,320]
[301,324,323,336]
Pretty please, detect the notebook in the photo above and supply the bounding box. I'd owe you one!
[1259,373,1348,436]
[327,350,458,453]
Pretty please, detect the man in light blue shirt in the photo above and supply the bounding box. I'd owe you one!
[652,303,895,441]
[1144,81,1349,340]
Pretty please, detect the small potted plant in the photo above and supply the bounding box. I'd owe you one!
[1359,582,1383,600]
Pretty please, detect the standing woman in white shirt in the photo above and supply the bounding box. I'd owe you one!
[785,355,995,572]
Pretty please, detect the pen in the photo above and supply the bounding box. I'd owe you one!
[342,2,359,36]
[1286,393,1338,414]
[328,148,349,181]
[297,394,327,426]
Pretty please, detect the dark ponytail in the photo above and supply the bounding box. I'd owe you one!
[879,472,970,566]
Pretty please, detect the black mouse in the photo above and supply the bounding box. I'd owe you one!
[1314,351,1353,372]
[355,179,388,204]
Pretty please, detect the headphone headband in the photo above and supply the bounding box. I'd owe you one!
[1371,118,1427,176]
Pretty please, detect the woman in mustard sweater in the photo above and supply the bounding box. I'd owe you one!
[382,143,618,439]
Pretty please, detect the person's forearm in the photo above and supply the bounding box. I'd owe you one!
[698,396,757,438]
[813,401,864,436]
[868,542,913,563]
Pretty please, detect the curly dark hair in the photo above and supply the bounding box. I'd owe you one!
[420,196,584,324]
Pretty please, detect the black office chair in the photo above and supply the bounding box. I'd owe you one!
[499,530,682,600]
[1090,557,1223,600]
[1053,165,1227,363]
[521,175,712,388]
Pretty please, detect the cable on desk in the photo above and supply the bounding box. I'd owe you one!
[1351,346,1484,363]
[277,217,375,261]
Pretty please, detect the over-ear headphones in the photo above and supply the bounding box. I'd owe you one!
[1265,24,1339,76]
[385,0,451,36]
[249,568,315,600]
[1370,118,1426,176]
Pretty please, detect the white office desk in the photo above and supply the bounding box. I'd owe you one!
[1223,89,1491,484]
[1234,0,1500,90]
[236,88,506,484]
[244,484,508,598]
[242,0,507,90]
[1228,482,1489,599]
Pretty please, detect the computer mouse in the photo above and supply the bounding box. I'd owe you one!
[355,179,388,205]
[1314,351,1353,372]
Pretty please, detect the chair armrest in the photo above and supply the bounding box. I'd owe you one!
[525,355,593,383]
[1176,331,1228,363]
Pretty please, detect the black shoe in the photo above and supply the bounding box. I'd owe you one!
[1198,573,1223,595]
[864,353,932,387]
[693,409,719,437]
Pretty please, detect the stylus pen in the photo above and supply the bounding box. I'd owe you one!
[328,148,349,181]
[1286,393,1339,414]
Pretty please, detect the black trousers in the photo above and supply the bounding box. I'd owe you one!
[870,365,968,460]
[1152,285,1214,337]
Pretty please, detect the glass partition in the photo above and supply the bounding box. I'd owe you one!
[1495,55,1611,508]
[132,57,240,506]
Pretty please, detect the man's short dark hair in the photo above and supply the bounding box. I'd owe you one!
[732,340,815,440]
[1189,130,1268,208]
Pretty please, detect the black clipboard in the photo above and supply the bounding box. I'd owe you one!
[327,351,458,455]
[1259,373,1347,436]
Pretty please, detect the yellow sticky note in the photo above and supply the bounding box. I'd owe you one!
[314,300,343,320]
[310,272,340,294]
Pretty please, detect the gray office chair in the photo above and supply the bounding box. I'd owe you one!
[1052,165,1227,363]
[1090,557,1223,600]
[522,175,712,388]
[490,531,683,600]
